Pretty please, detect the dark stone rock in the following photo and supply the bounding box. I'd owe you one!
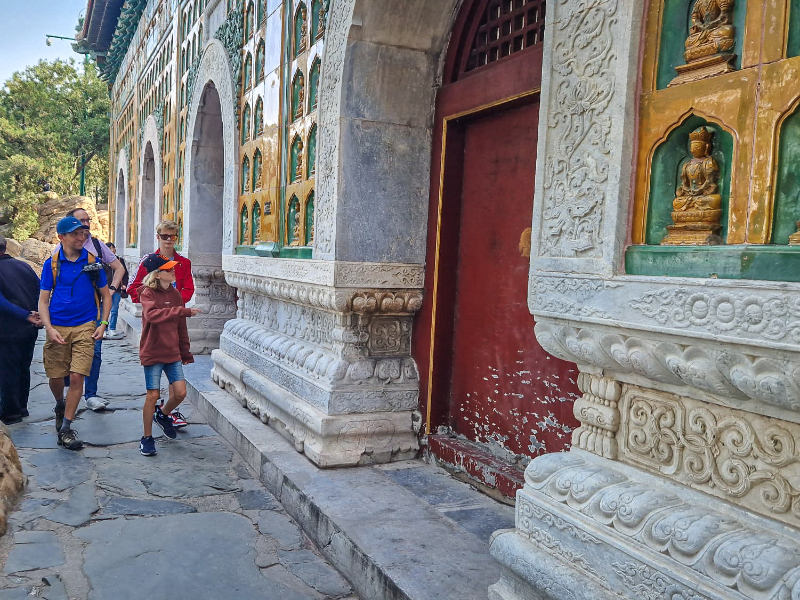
[0,574,68,600]
[3,531,65,574]
[77,409,163,446]
[279,549,352,597]
[29,449,92,491]
[74,513,304,600]
[8,497,60,527]
[99,497,197,517]
[9,422,59,450]
[257,511,304,550]
[46,482,98,527]
[237,489,281,511]
[95,438,240,498]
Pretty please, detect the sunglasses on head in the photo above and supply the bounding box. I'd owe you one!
[158,233,179,241]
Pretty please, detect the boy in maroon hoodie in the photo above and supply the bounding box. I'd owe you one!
[138,254,201,456]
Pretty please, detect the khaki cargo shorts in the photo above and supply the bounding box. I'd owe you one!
[43,321,96,378]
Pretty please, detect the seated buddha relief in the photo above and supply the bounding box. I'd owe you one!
[662,126,724,245]
[670,0,736,86]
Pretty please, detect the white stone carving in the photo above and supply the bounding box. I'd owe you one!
[492,451,800,600]
[222,254,424,288]
[630,287,800,343]
[538,0,618,259]
[315,0,357,259]
[211,350,419,466]
[534,319,800,420]
[618,386,800,527]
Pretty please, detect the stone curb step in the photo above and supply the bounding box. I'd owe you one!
[119,311,511,600]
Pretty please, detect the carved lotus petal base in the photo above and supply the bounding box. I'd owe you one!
[670,53,736,87]
[661,222,723,245]
[490,451,800,600]
[211,349,419,467]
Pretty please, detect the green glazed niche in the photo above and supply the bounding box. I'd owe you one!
[790,0,800,57]
[309,59,320,111]
[307,125,317,178]
[288,196,300,245]
[290,136,303,183]
[240,204,249,245]
[656,0,747,90]
[646,115,733,245]
[305,192,314,246]
[772,105,800,243]
[252,201,261,244]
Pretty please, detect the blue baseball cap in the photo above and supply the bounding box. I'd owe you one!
[56,216,90,235]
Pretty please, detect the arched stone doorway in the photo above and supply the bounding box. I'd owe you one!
[183,38,239,354]
[139,141,157,252]
[115,170,126,249]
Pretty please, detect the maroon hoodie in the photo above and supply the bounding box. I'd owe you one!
[139,285,194,366]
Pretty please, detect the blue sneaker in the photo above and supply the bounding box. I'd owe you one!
[153,407,177,439]
[140,436,157,456]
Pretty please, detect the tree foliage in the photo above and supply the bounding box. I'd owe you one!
[0,58,110,239]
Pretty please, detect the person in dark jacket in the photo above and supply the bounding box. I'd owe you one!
[0,236,42,424]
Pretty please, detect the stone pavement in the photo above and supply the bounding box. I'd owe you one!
[0,335,357,600]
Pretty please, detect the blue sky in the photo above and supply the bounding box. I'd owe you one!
[0,0,88,84]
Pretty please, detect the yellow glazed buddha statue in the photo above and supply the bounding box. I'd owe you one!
[670,0,736,86]
[662,127,724,245]
[289,210,302,246]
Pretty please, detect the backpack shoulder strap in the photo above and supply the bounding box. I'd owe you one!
[91,237,103,261]
[50,250,59,287]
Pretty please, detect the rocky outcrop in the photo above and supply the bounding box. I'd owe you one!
[19,238,57,276]
[32,193,109,244]
[0,423,25,537]
[4,239,22,258]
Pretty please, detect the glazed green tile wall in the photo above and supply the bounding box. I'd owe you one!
[789,0,800,57]
[771,106,800,243]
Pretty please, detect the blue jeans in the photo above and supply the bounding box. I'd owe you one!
[108,292,121,330]
[143,361,185,391]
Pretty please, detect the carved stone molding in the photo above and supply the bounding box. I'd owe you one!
[534,319,800,421]
[222,254,424,288]
[618,386,800,527]
[211,350,419,466]
[224,271,423,316]
[572,373,621,459]
[315,0,357,258]
[491,451,800,600]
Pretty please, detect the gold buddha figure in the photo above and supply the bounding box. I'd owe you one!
[662,127,724,245]
[295,142,304,181]
[289,210,301,246]
[670,0,736,86]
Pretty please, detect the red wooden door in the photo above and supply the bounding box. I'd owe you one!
[447,102,579,457]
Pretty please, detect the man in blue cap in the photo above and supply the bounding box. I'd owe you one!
[38,216,112,450]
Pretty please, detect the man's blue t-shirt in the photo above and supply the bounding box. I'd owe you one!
[41,248,107,327]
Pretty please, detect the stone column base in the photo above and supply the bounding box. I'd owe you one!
[490,450,800,600]
[211,350,419,467]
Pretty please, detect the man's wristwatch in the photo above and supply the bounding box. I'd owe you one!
[100,320,109,326]
[109,285,117,291]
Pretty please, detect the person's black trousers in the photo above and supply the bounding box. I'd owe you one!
[0,331,38,423]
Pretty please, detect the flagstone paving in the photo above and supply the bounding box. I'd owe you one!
[0,336,357,600]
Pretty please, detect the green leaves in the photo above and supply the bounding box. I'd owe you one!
[0,58,110,239]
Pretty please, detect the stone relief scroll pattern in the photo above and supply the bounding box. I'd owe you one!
[533,320,800,414]
[611,563,706,600]
[540,0,619,258]
[523,452,800,599]
[630,287,800,343]
[619,387,800,527]
[529,276,610,319]
[315,0,357,257]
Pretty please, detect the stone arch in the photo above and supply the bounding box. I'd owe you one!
[137,115,162,255]
[181,37,239,354]
[184,37,238,257]
[315,0,460,261]
[114,147,129,251]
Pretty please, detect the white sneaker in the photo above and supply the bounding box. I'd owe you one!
[104,329,124,340]
[85,396,108,411]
